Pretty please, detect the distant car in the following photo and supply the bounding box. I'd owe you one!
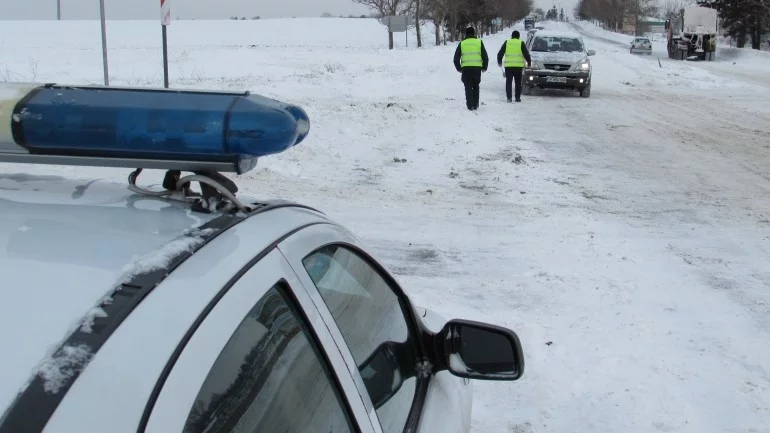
[630,37,652,55]
[524,18,535,30]
[522,30,595,98]
[0,83,526,433]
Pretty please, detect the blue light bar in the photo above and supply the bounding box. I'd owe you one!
[0,83,310,174]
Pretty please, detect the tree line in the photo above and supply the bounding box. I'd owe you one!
[574,0,659,34]
[353,0,534,48]
[697,0,768,49]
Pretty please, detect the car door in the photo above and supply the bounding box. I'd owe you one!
[276,223,439,433]
[141,249,376,433]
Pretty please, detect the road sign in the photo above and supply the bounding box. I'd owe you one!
[161,0,171,26]
[381,15,412,33]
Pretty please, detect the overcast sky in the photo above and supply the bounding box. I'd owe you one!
[1,0,570,20]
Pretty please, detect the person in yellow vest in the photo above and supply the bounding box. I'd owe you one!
[453,27,489,111]
[496,30,532,103]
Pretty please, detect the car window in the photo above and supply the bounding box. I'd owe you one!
[182,281,356,433]
[531,36,584,52]
[302,245,418,433]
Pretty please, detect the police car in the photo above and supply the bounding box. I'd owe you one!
[0,83,525,433]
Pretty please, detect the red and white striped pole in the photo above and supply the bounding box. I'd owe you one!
[161,0,171,87]
[161,0,171,26]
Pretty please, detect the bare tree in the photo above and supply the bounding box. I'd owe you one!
[415,0,422,46]
[423,0,448,45]
[658,0,693,18]
[419,0,532,43]
[627,0,660,34]
[501,0,533,24]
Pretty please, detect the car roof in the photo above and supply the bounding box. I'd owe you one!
[532,30,583,39]
[0,169,321,417]
[0,170,223,413]
[25,204,333,433]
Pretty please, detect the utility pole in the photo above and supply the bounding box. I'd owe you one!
[99,0,109,85]
[57,0,61,20]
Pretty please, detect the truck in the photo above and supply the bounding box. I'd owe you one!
[665,6,718,61]
[524,17,535,30]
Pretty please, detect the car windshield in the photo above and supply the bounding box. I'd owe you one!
[635,38,650,43]
[531,36,584,52]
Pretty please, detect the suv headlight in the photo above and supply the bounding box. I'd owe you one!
[575,59,590,71]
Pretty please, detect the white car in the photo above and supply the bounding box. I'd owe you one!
[0,83,525,433]
[630,37,652,55]
[523,30,596,98]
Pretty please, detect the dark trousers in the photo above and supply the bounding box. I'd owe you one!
[505,67,524,100]
[461,67,482,109]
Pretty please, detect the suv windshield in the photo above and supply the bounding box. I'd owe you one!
[531,36,584,52]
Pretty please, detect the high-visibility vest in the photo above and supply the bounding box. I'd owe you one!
[460,38,483,67]
[504,38,525,67]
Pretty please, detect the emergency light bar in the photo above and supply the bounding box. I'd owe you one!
[0,82,310,175]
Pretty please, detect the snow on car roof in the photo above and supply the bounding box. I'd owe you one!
[532,30,583,39]
[0,170,219,413]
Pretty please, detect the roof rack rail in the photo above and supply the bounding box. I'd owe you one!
[0,82,310,212]
[127,168,250,213]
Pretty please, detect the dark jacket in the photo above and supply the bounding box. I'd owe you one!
[497,39,532,67]
[454,37,489,72]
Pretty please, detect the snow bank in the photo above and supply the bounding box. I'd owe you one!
[713,45,770,72]
[0,17,446,92]
[0,17,437,50]
[572,20,641,45]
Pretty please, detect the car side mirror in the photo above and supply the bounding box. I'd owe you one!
[439,319,524,380]
[587,49,596,56]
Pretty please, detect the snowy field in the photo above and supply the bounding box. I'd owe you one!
[3,17,770,433]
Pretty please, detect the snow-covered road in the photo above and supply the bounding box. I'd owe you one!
[1,17,769,433]
[470,24,770,433]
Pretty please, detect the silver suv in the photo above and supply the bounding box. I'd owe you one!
[522,30,596,98]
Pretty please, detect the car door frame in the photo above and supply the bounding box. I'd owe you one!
[141,248,377,433]
[276,222,434,433]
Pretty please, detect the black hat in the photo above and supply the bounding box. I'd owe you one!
[465,27,475,37]
[512,30,520,38]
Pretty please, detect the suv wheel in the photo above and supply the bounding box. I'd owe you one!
[580,83,591,98]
